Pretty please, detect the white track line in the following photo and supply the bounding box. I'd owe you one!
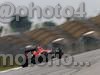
[0,67,22,73]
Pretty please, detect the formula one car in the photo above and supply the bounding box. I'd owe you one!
[22,45,63,67]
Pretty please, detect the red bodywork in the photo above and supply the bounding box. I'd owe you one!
[32,46,51,56]
[25,46,52,58]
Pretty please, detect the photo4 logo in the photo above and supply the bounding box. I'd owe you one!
[0,2,86,23]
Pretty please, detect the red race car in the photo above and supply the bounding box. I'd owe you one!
[22,45,63,67]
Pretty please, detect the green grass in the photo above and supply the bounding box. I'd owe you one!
[0,57,19,71]
[0,66,19,71]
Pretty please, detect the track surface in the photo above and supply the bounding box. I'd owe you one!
[0,49,100,75]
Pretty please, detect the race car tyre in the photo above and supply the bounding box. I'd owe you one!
[22,59,28,68]
[55,49,63,59]
[31,55,36,64]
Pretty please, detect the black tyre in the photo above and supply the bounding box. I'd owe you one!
[22,59,28,68]
[31,55,36,64]
[55,49,63,59]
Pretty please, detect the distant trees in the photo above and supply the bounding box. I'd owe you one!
[34,21,56,29]
[0,26,3,33]
[34,23,42,29]
[9,15,32,33]
[66,17,72,21]
[10,15,56,32]
[42,21,56,28]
